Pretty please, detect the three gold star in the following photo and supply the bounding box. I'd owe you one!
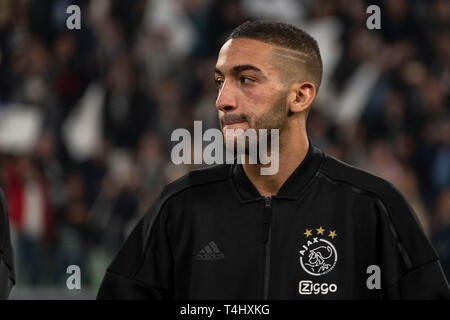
[304,227,338,239]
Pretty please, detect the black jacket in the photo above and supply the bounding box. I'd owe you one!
[97,144,450,299]
[0,188,15,299]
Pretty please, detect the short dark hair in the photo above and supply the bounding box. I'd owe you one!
[227,20,323,91]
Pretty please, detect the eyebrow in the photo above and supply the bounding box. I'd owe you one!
[214,64,264,76]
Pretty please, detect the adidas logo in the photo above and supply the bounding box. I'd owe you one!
[195,241,225,261]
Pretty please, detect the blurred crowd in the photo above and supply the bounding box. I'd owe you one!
[0,0,448,291]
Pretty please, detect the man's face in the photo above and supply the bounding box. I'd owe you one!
[214,38,290,144]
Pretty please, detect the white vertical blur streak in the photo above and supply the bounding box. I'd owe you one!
[333,62,381,126]
[301,17,343,111]
[62,83,104,162]
[22,180,45,240]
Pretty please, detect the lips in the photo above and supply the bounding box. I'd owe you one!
[223,119,245,126]
[222,119,247,130]
[223,122,247,130]
[221,114,248,127]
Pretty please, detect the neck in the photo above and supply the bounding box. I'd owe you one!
[242,126,309,197]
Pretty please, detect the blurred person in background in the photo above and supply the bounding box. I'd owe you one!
[53,172,92,286]
[3,156,54,286]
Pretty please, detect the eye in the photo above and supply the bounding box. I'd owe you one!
[215,78,224,89]
[240,77,254,85]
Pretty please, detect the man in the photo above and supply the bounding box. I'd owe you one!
[97,21,450,299]
[0,187,15,299]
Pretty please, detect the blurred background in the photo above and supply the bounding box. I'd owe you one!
[0,0,448,299]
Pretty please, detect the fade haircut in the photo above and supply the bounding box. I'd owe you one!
[227,20,323,92]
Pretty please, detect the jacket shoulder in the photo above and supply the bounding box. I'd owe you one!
[161,164,230,201]
[319,154,414,217]
[143,164,230,220]
[319,155,399,199]
[319,154,437,266]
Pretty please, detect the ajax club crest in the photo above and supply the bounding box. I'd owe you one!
[299,227,338,276]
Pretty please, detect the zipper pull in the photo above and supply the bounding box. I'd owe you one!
[265,196,271,208]
[263,197,272,243]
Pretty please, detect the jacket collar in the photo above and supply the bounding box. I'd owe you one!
[230,139,324,202]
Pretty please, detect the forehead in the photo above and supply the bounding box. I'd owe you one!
[216,38,276,71]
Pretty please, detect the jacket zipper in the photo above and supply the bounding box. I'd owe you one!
[263,196,272,300]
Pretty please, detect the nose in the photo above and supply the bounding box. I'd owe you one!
[215,80,237,113]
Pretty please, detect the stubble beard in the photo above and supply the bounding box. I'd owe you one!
[222,90,289,157]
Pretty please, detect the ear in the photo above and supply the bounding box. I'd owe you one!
[288,82,316,114]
